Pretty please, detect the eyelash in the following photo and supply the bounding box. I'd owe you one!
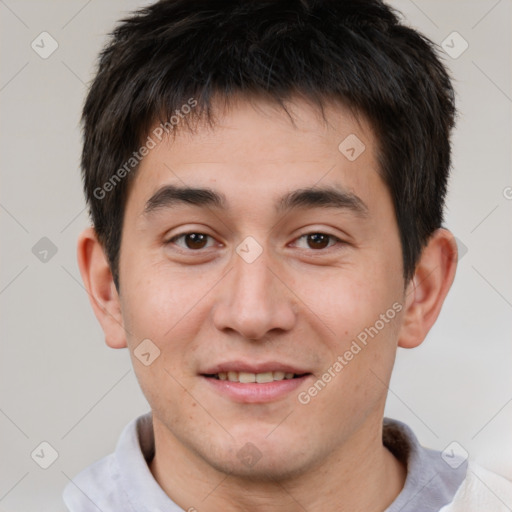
[166,232,344,252]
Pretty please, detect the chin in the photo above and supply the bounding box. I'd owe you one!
[197,430,317,481]
[207,449,314,482]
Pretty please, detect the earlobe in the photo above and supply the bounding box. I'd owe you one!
[77,227,127,349]
[398,229,458,349]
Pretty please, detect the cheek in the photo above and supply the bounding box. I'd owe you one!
[119,259,220,392]
[307,263,404,410]
[318,269,401,346]
[120,258,209,342]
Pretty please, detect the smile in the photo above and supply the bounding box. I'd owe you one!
[202,372,312,403]
[207,371,306,383]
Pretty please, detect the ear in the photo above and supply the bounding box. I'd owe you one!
[77,227,127,349]
[398,228,458,349]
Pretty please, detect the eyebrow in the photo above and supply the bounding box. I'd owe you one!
[143,184,368,217]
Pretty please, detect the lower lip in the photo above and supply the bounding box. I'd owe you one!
[202,375,311,403]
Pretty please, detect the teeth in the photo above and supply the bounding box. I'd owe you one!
[256,372,273,383]
[215,371,299,383]
[239,372,256,383]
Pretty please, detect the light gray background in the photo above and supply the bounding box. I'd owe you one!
[1,0,511,510]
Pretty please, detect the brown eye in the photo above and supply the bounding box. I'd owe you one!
[184,233,208,249]
[306,233,331,249]
[292,232,342,251]
[168,232,214,250]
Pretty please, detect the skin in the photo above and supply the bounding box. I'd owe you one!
[78,94,457,512]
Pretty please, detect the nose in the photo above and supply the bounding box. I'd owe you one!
[212,245,297,341]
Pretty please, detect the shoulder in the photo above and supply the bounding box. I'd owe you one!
[383,418,512,512]
[62,452,127,511]
[62,413,153,511]
[441,461,512,512]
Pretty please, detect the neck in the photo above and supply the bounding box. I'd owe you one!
[149,415,406,512]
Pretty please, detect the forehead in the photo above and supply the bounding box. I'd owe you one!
[126,96,386,216]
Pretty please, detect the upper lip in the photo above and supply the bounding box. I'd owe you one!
[201,361,310,375]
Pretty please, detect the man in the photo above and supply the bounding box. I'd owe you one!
[64,0,512,510]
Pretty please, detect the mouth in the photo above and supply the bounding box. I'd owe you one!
[203,371,310,383]
[200,364,313,403]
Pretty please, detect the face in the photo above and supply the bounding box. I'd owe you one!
[118,96,406,479]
